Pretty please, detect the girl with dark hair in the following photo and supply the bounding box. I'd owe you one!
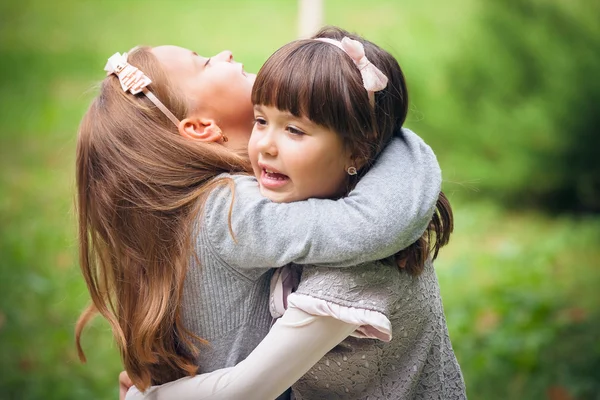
[124,27,466,400]
[76,36,441,398]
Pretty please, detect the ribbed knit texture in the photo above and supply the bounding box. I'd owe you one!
[181,229,274,371]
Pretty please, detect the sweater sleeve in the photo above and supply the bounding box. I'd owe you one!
[125,308,357,400]
[203,129,441,274]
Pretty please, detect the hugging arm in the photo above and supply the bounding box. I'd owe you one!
[125,262,405,400]
[205,129,441,272]
[125,308,356,400]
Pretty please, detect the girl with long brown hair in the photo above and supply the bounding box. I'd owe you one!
[124,27,465,400]
[75,39,443,396]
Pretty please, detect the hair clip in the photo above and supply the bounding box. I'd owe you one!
[315,37,388,105]
[104,52,180,126]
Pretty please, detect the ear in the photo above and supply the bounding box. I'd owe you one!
[178,117,223,143]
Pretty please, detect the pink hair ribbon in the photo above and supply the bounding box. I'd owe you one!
[104,52,181,127]
[315,37,388,105]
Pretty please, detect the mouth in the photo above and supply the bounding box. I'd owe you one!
[258,163,289,189]
[241,65,256,82]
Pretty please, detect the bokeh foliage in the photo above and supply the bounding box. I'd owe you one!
[0,0,598,399]
[394,0,600,212]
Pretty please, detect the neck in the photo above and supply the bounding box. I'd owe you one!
[220,123,253,154]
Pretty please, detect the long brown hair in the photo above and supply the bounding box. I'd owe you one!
[75,46,251,390]
[253,26,453,275]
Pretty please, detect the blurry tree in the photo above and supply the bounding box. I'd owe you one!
[423,0,600,212]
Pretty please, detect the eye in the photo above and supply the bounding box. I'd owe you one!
[204,58,211,67]
[253,116,267,127]
[286,125,305,136]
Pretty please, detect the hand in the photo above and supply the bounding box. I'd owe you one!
[119,370,133,400]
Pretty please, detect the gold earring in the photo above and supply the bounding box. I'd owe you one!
[212,126,228,142]
[347,166,357,175]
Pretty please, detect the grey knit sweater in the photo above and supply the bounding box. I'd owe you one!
[289,261,466,399]
[181,129,442,376]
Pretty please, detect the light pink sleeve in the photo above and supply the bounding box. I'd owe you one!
[287,293,392,342]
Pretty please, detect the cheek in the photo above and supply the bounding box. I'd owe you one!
[297,151,346,191]
[313,147,349,189]
[247,130,260,161]
[321,159,347,186]
[206,70,251,105]
[227,70,252,98]
[314,139,347,171]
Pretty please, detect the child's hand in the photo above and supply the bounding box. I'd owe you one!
[119,371,133,400]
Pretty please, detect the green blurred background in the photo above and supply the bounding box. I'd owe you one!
[0,0,599,399]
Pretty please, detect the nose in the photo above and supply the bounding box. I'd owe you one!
[215,50,233,62]
[256,128,278,157]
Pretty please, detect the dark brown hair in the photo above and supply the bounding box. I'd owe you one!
[75,46,251,390]
[252,26,453,275]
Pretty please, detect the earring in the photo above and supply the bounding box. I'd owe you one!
[211,126,228,142]
[347,166,357,175]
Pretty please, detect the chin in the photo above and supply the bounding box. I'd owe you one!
[259,187,297,204]
[260,190,288,203]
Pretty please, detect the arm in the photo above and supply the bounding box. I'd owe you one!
[206,129,441,271]
[125,308,357,400]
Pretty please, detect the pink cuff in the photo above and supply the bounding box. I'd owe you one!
[287,293,392,342]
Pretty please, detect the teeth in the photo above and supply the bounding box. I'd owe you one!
[265,169,275,174]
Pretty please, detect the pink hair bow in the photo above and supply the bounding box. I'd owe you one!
[315,37,388,104]
[103,52,180,126]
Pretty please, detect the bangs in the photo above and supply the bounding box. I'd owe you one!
[252,40,372,134]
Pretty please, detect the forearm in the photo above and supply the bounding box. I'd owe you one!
[126,308,356,400]
[209,130,441,271]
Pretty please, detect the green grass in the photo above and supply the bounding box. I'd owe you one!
[436,200,600,399]
[0,0,598,399]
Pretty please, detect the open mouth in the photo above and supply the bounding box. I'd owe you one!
[264,168,288,179]
[260,168,289,189]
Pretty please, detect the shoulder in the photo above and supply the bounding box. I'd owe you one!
[289,261,401,342]
[295,261,403,312]
[204,173,260,205]
[202,173,262,225]
[199,173,260,255]
[196,173,270,280]
[399,127,439,164]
